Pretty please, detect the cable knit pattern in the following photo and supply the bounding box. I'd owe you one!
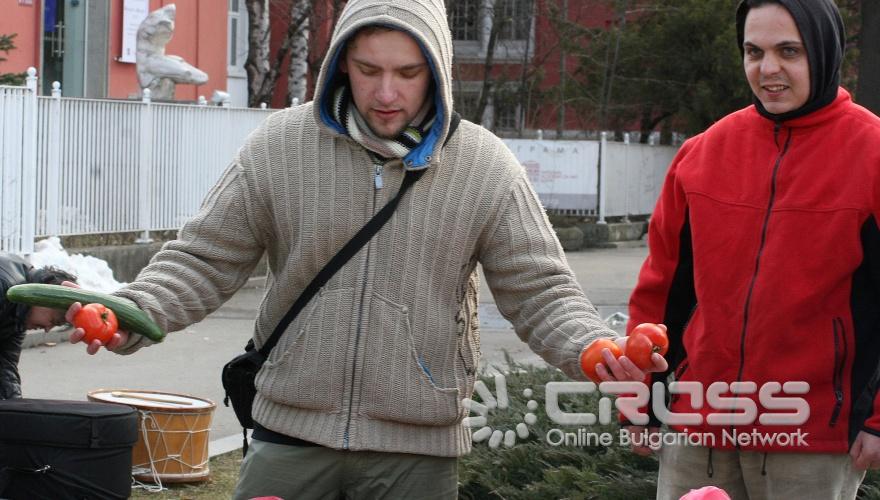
[110,0,618,457]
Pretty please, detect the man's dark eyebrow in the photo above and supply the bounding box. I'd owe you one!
[351,58,427,71]
[743,40,803,48]
[351,58,380,69]
[398,63,428,71]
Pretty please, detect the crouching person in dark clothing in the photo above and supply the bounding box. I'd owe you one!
[0,253,77,399]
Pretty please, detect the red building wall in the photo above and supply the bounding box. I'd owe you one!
[0,1,43,76]
[0,0,226,101]
[453,0,616,132]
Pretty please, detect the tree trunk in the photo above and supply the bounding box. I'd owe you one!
[517,0,536,137]
[474,0,505,126]
[557,0,567,138]
[639,108,673,144]
[244,0,271,107]
[857,0,880,115]
[600,0,629,132]
[287,0,312,106]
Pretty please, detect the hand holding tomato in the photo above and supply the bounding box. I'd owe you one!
[579,338,622,382]
[73,303,118,344]
[66,301,130,355]
[580,323,669,383]
[625,323,669,370]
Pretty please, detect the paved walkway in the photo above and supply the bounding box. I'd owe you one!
[18,244,648,455]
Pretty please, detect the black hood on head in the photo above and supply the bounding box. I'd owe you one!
[736,0,845,122]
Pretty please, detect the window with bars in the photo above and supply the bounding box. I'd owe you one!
[450,0,480,41]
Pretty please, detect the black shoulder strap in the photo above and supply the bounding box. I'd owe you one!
[258,167,425,357]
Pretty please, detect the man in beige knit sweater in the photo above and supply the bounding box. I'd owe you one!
[67,0,666,497]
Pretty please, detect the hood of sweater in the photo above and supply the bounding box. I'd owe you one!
[313,0,454,170]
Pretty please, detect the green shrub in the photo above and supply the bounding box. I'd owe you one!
[459,358,880,499]
[0,33,26,86]
[458,360,657,499]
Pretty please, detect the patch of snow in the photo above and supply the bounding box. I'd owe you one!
[26,237,126,293]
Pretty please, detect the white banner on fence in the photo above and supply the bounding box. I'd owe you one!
[604,142,677,217]
[503,140,599,212]
[120,0,150,63]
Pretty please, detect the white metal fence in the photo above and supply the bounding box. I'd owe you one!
[0,70,679,254]
[1,70,274,253]
[0,71,38,253]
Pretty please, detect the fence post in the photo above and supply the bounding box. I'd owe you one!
[597,131,608,224]
[622,133,631,223]
[136,88,154,244]
[20,67,39,253]
[45,81,62,236]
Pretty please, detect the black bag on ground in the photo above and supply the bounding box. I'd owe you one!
[0,398,139,500]
[220,168,426,450]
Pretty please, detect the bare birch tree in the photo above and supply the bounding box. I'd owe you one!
[245,0,272,107]
[245,0,318,107]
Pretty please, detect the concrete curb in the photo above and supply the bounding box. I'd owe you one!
[209,429,251,457]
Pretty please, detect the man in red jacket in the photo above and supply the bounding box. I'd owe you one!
[627,0,880,498]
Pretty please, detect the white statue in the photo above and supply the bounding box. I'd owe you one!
[136,4,208,99]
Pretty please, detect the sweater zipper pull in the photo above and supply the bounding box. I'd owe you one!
[374,164,384,189]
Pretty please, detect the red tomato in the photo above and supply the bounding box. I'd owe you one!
[625,333,655,370]
[632,323,669,356]
[579,338,622,383]
[626,323,669,370]
[73,303,119,345]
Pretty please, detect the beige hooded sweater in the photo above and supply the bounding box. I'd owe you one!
[113,0,617,457]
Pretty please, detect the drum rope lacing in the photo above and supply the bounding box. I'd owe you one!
[131,411,165,492]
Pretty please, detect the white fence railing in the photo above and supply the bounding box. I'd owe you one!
[1,70,679,254]
[0,70,38,253]
[2,70,274,253]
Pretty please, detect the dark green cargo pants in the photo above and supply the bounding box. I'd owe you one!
[233,440,458,500]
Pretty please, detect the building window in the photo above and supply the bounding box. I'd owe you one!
[228,0,245,70]
[494,103,519,131]
[498,0,531,41]
[450,0,480,41]
[454,91,481,121]
[454,88,521,132]
[450,0,534,62]
[492,87,521,131]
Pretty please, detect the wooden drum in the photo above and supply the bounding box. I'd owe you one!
[88,389,216,483]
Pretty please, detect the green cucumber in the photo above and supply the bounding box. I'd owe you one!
[6,283,165,342]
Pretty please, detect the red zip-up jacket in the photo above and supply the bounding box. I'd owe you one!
[629,88,880,453]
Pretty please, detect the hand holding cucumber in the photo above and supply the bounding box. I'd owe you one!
[5,282,164,354]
